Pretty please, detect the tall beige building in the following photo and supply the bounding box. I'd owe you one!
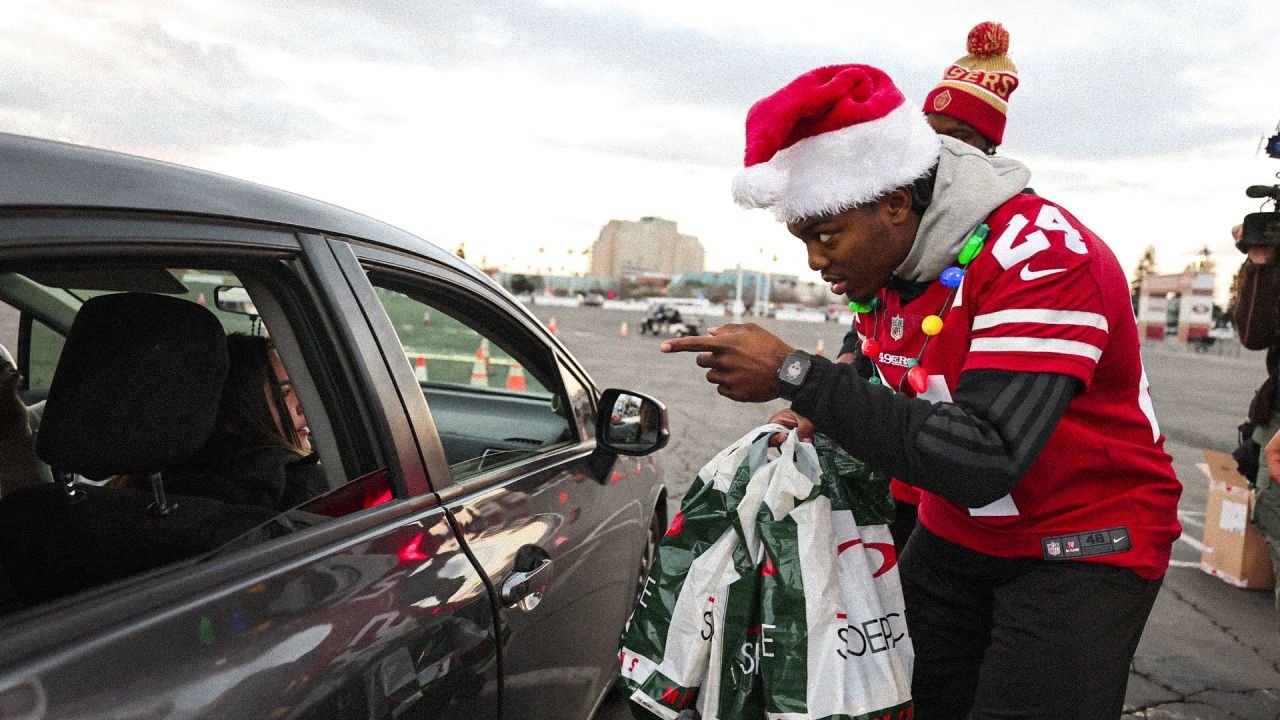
[590,217,705,278]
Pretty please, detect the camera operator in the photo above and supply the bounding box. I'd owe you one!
[1233,221,1280,612]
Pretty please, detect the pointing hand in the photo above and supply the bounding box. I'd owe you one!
[660,323,794,403]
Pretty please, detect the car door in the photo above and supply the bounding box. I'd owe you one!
[332,239,662,718]
[0,220,500,719]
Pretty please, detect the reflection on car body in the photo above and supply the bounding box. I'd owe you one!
[0,133,669,719]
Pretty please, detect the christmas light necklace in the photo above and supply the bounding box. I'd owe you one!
[847,224,990,394]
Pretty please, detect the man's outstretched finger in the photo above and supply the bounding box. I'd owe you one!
[708,323,747,336]
[660,336,725,354]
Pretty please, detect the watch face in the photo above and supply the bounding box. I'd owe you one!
[784,359,804,382]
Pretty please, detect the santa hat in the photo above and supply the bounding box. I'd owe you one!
[732,64,941,224]
[922,21,1019,146]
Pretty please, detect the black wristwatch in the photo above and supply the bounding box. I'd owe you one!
[777,350,812,401]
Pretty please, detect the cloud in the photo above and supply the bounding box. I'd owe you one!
[0,1,346,155]
[229,0,1280,165]
[6,0,1279,290]
[8,0,1280,167]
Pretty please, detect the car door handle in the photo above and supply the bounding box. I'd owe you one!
[501,558,553,611]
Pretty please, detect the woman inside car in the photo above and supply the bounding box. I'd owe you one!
[165,333,326,511]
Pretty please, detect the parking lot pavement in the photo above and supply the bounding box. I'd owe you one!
[535,304,1280,719]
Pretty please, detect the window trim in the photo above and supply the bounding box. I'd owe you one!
[348,245,598,494]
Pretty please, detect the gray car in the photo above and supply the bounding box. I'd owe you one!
[0,133,668,719]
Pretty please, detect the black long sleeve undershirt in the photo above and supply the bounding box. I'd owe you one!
[789,356,1081,508]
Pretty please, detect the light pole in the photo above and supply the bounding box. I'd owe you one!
[734,264,744,320]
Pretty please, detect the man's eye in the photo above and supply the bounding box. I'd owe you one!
[818,233,833,245]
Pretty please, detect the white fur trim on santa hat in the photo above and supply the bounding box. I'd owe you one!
[732,102,942,224]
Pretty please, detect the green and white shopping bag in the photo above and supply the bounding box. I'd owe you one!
[755,432,912,720]
[620,426,911,720]
[619,425,783,719]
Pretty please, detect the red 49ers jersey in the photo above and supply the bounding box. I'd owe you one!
[853,192,1181,580]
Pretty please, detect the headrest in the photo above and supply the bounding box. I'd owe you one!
[36,292,228,479]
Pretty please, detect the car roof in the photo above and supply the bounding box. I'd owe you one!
[0,132,489,285]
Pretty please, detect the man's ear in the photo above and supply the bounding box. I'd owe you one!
[879,187,915,226]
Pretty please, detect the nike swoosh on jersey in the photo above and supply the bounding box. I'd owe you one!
[1020,265,1068,281]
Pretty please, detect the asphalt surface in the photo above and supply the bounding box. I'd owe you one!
[529,304,1280,720]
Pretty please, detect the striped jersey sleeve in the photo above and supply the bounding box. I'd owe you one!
[962,202,1110,388]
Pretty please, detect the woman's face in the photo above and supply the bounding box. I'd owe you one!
[266,349,311,452]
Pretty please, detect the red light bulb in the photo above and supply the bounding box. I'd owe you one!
[907,365,929,394]
[861,337,881,356]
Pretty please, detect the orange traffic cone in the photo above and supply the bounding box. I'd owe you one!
[815,338,825,357]
[548,316,558,335]
[505,363,527,391]
[422,309,431,327]
[619,321,629,339]
[414,355,428,382]
[197,292,206,306]
[469,353,489,387]
[474,340,491,375]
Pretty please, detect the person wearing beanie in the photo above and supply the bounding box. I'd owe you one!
[662,64,1180,718]
[924,20,1019,155]
[835,21,1021,553]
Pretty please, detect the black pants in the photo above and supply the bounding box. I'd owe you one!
[900,526,1162,720]
[889,499,918,553]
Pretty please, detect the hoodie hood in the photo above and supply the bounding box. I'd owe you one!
[894,136,1031,282]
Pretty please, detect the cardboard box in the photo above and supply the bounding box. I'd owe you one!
[1199,449,1275,590]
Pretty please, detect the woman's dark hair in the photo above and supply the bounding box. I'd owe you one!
[216,333,304,453]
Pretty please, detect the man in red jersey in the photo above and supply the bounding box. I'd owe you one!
[662,63,1181,719]
[835,20,1022,552]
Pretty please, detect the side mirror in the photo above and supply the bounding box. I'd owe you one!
[596,388,669,457]
[214,285,259,317]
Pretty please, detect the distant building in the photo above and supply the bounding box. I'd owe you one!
[490,272,616,294]
[590,217,705,279]
[674,270,839,307]
[1136,269,1216,342]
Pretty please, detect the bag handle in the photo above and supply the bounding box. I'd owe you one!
[762,430,824,520]
[697,422,788,490]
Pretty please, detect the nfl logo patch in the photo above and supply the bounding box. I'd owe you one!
[890,315,905,341]
[1046,541,1061,557]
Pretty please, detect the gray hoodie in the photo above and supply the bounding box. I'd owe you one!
[894,136,1032,283]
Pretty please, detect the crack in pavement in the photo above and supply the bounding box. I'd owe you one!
[1162,583,1280,676]
[1124,684,1277,718]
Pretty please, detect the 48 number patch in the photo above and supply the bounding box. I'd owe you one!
[1042,526,1131,561]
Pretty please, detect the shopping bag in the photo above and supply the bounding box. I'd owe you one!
[755,431,912,720]
[619,424,784,719]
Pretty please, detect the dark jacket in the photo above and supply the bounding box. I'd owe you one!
[163,434,326,512]
[1234,260,1280,424]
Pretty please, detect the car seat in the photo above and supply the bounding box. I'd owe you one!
[0,292,275,606]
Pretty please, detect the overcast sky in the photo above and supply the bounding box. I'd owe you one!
[4,0,1280,296]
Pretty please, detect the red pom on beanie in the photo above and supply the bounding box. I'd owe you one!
[967,21,1010,58]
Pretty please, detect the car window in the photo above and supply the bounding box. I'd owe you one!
[367,276,575,481]
[0,264,391,619]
